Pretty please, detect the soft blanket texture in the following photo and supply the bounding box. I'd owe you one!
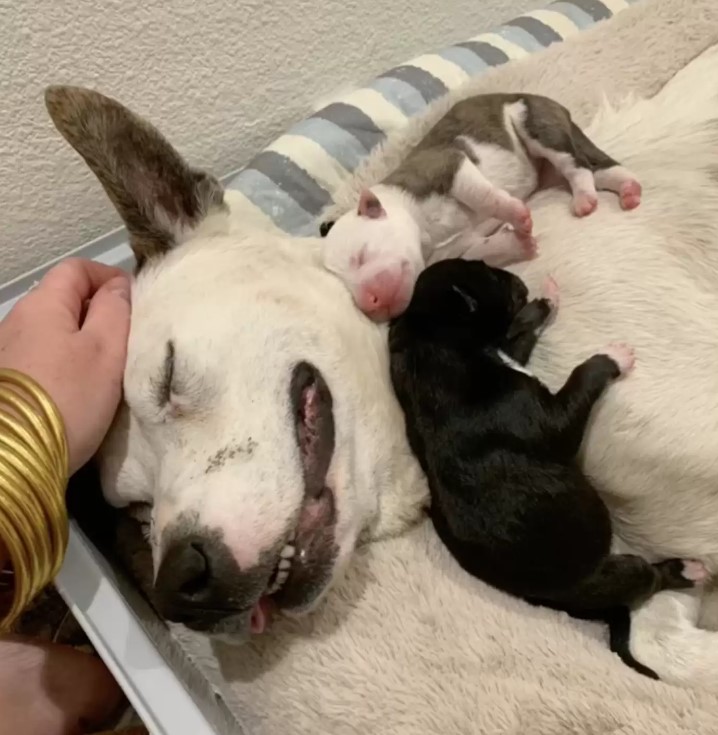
[108,1,718,732]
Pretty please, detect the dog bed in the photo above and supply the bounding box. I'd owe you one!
[40,0,718,733]
[225,0,647,237]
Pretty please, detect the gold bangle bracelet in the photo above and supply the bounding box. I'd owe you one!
[0,368,69,632]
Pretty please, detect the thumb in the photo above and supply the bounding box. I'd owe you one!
[81,274,132,364]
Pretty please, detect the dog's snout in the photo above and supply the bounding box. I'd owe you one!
[154,536,216,624]
[157,537,211,605]
[154,534,255,631]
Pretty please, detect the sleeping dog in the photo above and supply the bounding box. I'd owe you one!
[387,259,707,677]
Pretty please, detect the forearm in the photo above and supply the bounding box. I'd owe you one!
[0,369,69,632]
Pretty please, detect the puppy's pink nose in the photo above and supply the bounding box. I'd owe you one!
[357,270,402,320]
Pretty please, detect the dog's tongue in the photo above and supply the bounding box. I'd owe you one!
[250,597,274,634]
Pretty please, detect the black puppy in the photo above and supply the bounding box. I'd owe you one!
[388,258,706,678]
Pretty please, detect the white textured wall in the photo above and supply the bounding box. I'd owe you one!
[1,0,538,280]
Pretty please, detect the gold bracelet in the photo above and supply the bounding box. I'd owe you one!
[0,368,69,632]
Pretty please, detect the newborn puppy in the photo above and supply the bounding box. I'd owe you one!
[388,259,706,678]
[321,93,642,322]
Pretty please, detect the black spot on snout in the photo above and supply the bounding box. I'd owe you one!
[205,438,258,474]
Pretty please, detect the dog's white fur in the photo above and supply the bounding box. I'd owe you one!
[48,0,718,728]
[97,177,428,635]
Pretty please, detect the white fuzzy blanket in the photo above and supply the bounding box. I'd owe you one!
[124,2,718,732]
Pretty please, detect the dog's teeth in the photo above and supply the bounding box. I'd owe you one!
[267,543,297,596]
[276,569,289,586]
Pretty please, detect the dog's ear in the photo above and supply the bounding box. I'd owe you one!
[357,189,385,219]
[319,220,335,237]
[45,85,226,270]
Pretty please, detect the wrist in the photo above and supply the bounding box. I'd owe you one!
[0,368,70,632]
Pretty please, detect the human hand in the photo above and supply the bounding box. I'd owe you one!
[0,258,132,475]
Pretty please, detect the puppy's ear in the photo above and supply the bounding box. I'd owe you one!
[358,189,385,219]
[319,220,335,237]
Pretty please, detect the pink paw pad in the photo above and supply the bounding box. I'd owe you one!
[503,200,533,236]
[601,342,636,376]
[681,560,709,584]
[572,191,598,218]
[541,275,560,311]
[619,180,642,210]
[519,234,539,260]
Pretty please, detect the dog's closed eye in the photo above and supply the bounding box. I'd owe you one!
[349,245,369,269]
[155,340,185,420]
[152,341,209,420]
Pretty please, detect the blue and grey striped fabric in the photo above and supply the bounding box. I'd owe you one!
[225,0,639,237]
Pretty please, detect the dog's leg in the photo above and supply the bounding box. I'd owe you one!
[509,96,641,215]
[547,343,635,459]
[451,156,533,235]
[501,276,560,364]
[569,122,642,210]
[549,556,706,614]
[432,222,538,267]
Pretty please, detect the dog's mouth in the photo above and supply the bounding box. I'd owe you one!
[248,361,337,634]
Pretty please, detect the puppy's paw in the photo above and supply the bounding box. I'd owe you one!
[619,179,642,211]
[681,559,710,584]
[656,558,710,589]
[600,342,635,377]
[501,199,533,236]
[572,191,598,218]
[519,234,539,260]
[492,224,537,264]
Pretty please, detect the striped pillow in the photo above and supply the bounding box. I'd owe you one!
[225,0,638,238]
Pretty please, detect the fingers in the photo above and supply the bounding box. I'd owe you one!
[37,259,129,329]
[41,258,127,295]
[81,275,132,366]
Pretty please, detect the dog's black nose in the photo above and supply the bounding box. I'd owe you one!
[154,534,252,629]
[154,537,213,620]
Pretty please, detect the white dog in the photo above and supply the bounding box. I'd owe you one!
[43,44,718,728]
[45,84,428,639]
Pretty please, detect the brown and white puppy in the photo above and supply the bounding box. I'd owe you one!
[320,93,641,321]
